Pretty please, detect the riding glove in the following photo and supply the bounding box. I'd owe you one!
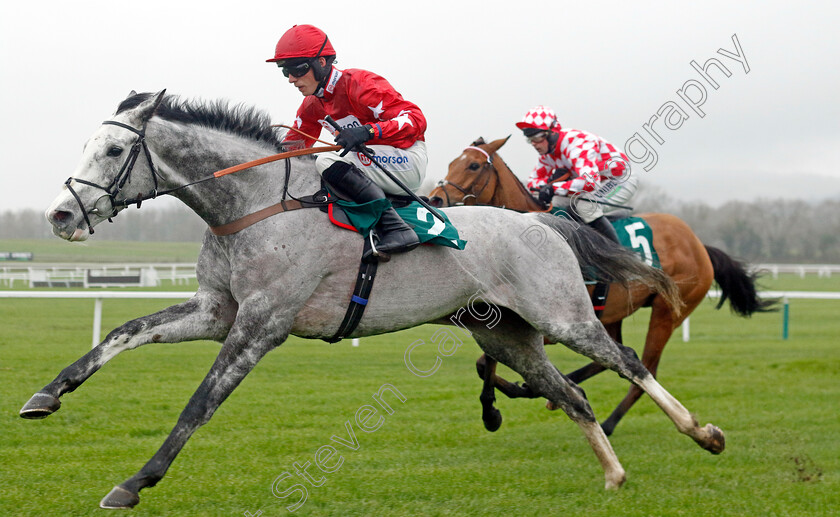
[336,125,374,156]
[538,183,555,204]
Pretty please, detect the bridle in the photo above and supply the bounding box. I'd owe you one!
[435,146,497,206]
[64,120,163,234]
[63,119,340,235]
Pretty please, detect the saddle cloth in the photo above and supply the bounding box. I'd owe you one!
[327,198,467,250]
[549,208,660,268]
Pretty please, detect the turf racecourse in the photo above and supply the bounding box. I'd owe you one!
[1,276,838,515]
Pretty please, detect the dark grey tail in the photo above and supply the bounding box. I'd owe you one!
[535,213,683,315]
[704,245,778,316]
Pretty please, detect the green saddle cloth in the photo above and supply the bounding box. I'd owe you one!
[336,198,467,250]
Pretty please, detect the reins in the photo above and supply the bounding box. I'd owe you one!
[64,119,340,234]
[211,145,341,178]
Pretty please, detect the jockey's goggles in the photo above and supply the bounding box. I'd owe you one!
[526,131,549,143]
[279,60,312,78]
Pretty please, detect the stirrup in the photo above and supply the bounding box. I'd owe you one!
[364,230,389,263]
[368,231,380,257]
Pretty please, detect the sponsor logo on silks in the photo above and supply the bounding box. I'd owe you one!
[319,114,363,135]
[326,69,342,94]
[594,179,619,198]
[376,155,410,165]
[355,152,410,167]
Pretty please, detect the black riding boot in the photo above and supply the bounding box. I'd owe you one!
[586,215,619,320]
[587,215,620,244]
[322,162,419,262]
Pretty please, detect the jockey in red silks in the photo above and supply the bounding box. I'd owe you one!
[516,105,638,244]
[267,24,427,261]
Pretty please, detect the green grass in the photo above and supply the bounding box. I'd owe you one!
[1,287,838,516]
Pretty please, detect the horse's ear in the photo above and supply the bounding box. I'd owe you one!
[471,137,486,146]
[150,89,166,113]
[131,89,167,126]
[486,136,510,154]
[127,90,138,97]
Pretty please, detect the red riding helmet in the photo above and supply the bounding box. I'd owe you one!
[266,24,336,65]
[515,105,560,133]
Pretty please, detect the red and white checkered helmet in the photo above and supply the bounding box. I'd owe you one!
[515,105,560,132]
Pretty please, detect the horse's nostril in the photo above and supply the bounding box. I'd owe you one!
[429,196,443,208]
[49,210,72,224]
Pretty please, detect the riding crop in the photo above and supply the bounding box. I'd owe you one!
[324,115,446,223]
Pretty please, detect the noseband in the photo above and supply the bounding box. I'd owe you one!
[64,120,161,234]
[435,146,495,206]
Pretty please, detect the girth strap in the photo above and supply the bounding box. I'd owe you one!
[326,239,380,343]
[591,282,610,320]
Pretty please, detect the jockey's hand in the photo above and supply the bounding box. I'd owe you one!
[538,183,555,205]
[551,167,572,182]
[336,125,373,157]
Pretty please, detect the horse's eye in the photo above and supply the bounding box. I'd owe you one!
[468,163,480,171]
[107,146,123,157]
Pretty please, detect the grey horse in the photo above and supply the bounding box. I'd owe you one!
[20,90,724,509]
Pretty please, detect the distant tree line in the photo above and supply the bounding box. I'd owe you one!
[632,186,840,263]
[3,189,840,263]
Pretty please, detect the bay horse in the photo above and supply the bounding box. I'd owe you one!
[429,136,775,435]
[20,92,725,509]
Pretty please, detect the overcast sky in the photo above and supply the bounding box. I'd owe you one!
[2,0,838,213]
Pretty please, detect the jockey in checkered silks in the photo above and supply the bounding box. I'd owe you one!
[516,105,638,244]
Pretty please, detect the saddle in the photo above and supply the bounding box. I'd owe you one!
[318,188,467,251]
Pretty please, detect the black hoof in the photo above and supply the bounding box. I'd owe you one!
[100,486,140,509]
[19,393,61,419]
[482,408,502,432]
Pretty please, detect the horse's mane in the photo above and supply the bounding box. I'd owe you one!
[116,92,284,151]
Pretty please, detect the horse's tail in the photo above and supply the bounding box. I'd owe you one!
[704,245,779,316]
[534,213,684,317]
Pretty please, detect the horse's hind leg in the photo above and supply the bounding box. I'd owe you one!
[470,322,625,489]
[20,293,235,419]
[600,301,674,436]
[565,321,620,384]
[550,320,725,454]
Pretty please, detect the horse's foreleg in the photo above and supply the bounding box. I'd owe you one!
[478,355,502,432]
[565,362,607,384]
[476,354,538,399]
[99,320,282,509]
[551,321,724,454]
[20,294,234,419]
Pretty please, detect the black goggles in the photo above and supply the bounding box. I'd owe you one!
[526,131,549,143]
[280,61,312,78]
